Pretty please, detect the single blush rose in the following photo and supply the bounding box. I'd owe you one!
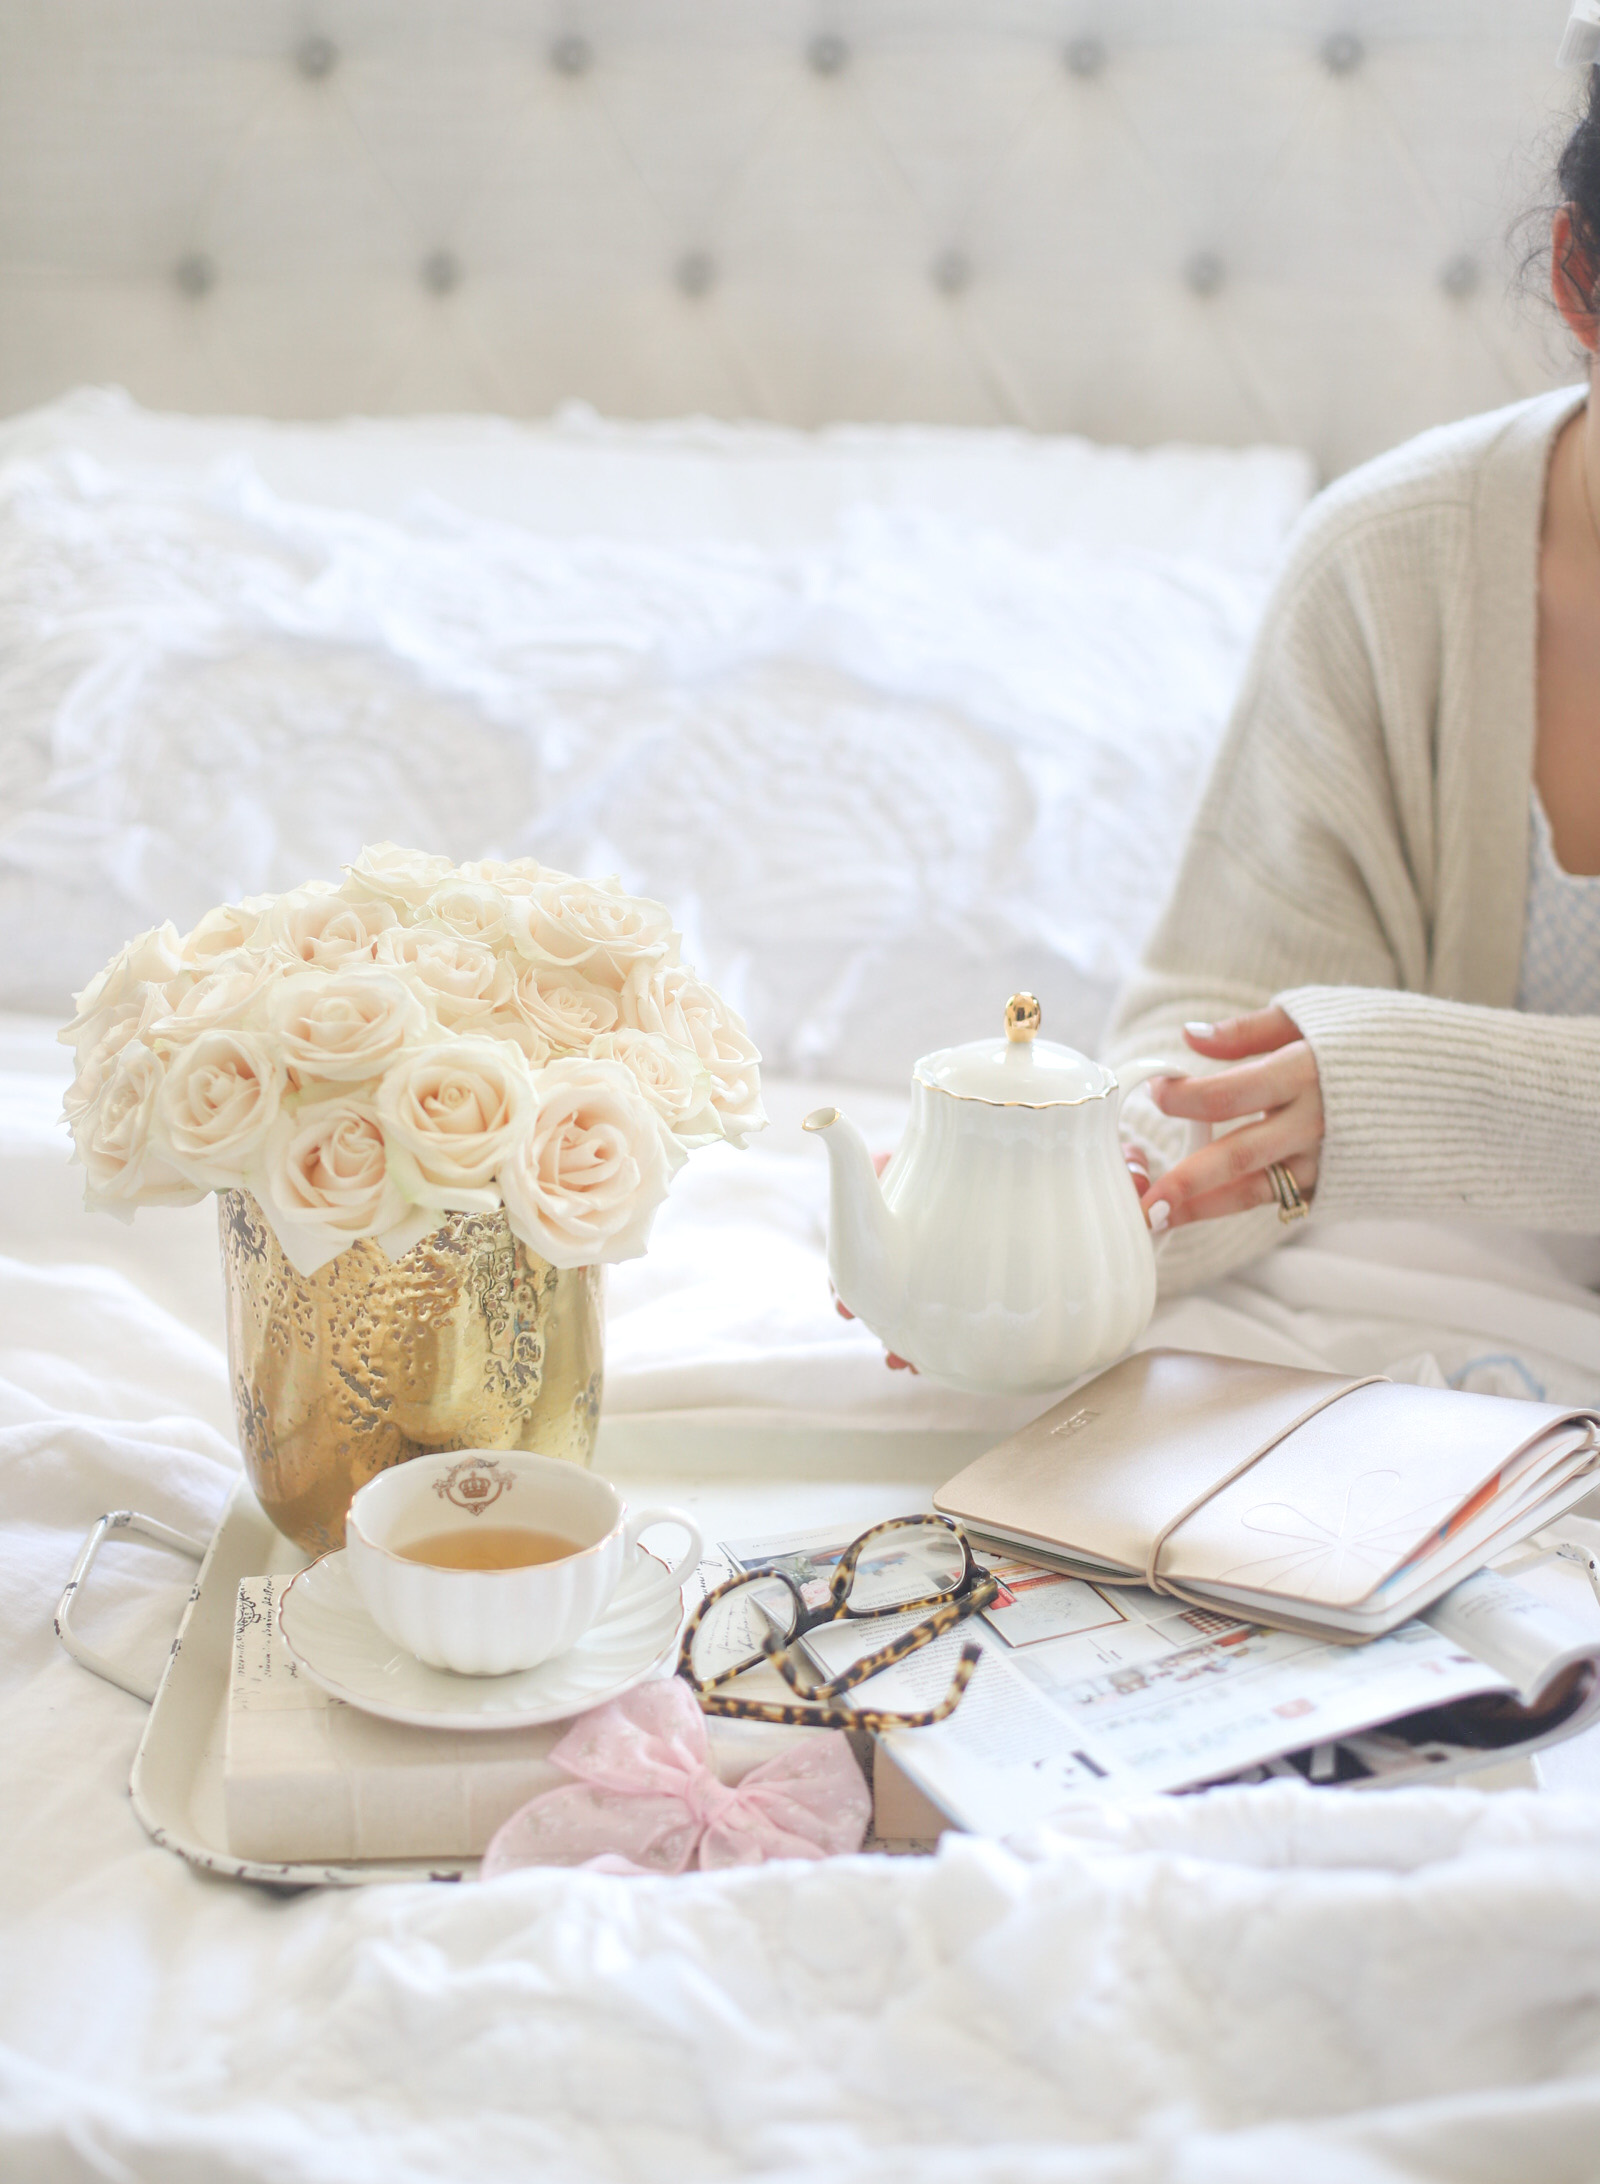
[422,879,514,953]
[179,897,273,968]
[342,842,456,913]
[262,889,397,969]
[62,985,171,1123]
[504,961,621,1053]
[588,1028,720,1145]
[619,964,766,1148]
[269,968,431,1085]
[74,1040,205,1213]
[497,1055,683,1268]
[259,1096,408,1239]
[60,924,185,1048]
[145,958,283,1049]
[156,1029,286,1185]
[376,1036,534,1210]
[511,875,677,988]
[374,926,506,1030]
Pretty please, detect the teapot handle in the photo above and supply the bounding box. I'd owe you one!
[1112,1057,1213,1158]
[1112,1057,1185,1100]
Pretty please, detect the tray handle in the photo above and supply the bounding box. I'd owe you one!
[55,1509,209,1703]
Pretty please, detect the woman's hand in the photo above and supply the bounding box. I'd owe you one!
[1137,1006,1324,1231]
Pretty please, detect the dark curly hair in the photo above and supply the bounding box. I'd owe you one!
[1556,67,1600,308]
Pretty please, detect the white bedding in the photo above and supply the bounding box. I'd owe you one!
[8,394,1600,2180]
[0,392,1308,1081]
[8,1013,1600,2183]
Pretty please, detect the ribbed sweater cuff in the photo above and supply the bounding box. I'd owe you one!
[1278,983,1600,1229]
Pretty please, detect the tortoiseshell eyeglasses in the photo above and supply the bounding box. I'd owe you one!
[677,1513,996,1731]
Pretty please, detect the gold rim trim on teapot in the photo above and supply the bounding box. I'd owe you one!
[911,993,1118,1109]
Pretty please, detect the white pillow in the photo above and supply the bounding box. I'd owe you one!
[0,397,1310,1083]
[1,387,1311,569]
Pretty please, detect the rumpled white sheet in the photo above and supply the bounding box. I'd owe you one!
[7,1013,1600,2183]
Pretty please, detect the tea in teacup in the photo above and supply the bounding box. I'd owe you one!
[392,1526,582,1571]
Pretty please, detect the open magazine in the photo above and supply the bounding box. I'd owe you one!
[713,1524,1600,1834]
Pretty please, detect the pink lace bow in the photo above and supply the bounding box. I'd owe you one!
[481,1676,872,1878]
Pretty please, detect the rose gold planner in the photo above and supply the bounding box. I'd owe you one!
[935,1349,1600,1639]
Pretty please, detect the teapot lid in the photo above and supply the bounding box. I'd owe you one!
[914,994,1115,1108]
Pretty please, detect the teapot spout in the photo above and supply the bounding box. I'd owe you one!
[802,1107,908,1340]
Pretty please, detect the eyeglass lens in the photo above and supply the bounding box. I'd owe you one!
[688,1521,969,1684]
[688,1573,799,1684]
[845,1521,967,1612]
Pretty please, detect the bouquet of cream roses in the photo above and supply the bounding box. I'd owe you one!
[58,844,765,1277]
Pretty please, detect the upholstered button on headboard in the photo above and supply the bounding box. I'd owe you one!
[0,0,1584,475]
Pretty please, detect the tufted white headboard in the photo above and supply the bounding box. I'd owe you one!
[0,0,1586,477]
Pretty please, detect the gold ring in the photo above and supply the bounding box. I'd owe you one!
[1267,1161,1308,1224]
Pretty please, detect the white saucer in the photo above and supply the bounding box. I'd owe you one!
[277,1545,685,1730]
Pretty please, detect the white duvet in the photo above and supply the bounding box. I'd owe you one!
[8,1011,1600,2184]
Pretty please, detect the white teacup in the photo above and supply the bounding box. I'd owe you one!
[345,1451,701,1676]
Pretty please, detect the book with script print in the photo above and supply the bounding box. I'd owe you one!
[224,1575,833,1864]
[933,1349,1600,1641]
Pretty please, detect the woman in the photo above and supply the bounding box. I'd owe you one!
[1107,77,1600,1298]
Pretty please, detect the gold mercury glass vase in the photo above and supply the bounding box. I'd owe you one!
[218,1189,603,1555]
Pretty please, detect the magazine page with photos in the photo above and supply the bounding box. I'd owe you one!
[716,1526,1600,1834]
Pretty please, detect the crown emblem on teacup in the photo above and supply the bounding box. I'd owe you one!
[434,1457,513,1516]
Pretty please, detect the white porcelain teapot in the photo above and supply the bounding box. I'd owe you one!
[804,995,1176,1396]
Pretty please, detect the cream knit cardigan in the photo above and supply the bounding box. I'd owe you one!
[1105,384,1600,1296]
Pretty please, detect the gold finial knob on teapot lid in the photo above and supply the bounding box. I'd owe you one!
[1005,992,1041,1043]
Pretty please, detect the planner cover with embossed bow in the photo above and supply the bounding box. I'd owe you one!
[934,1349,1600,1640]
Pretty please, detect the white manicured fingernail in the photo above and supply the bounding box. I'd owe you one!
[1184,1021,1215,1039]
[1146,1200,1170,1233]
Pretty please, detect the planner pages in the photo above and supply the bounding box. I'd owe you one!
[718,1524,1600,1835]
[933,1350,1600,1640]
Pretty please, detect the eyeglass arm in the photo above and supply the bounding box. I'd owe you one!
[686,1641,983,1734]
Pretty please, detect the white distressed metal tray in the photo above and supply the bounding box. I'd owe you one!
[53,1420,990,1888]
[56,1480,480,1886]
